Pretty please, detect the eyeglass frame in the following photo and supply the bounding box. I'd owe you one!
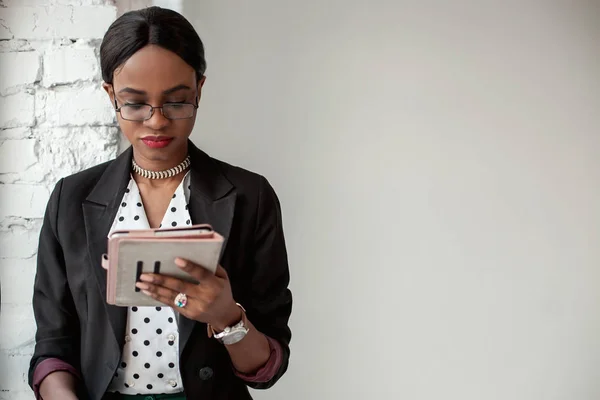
[112,92,200,121]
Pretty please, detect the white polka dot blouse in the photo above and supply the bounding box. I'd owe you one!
[105,172,192,395]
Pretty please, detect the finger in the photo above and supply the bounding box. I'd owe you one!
[174,258,215,282]
[136,283,202,321]
[139,273,197,296]
[135,281,179,304]
[214,264,229,280]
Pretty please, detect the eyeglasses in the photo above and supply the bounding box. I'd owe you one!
[114,98,199,121]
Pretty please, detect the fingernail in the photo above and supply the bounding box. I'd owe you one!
[139,274,153,283]
[174,258,186,267]
[136,282,149,290]
[142,290,153,296]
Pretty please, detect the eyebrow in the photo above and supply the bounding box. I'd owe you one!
[117,84,193,95]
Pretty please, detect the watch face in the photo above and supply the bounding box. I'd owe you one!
[222,329,248,345]
[230,331,246,341]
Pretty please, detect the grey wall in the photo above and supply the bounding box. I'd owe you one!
[182,1,600,399]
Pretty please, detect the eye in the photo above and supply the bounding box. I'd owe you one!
[166,103,186,108]
[125,103,147,110]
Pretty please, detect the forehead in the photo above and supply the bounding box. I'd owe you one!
[113,44,196,91]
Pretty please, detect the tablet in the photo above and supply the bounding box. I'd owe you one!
[103,224,224,307]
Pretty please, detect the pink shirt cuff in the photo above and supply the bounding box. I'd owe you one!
[33,358,80,400]
[233,336,284,383]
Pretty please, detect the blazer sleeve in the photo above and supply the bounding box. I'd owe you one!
[243,175,293,390]
[28,179,83,391]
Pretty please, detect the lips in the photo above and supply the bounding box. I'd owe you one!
[141,136,173,149]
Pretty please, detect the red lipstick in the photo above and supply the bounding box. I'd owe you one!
[141,136,173,149]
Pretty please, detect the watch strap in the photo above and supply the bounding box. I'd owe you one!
[207,302,249,339]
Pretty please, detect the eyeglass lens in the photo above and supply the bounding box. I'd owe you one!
[120,104,195,120]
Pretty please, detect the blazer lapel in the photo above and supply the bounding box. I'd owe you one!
[179,141,237,354]
[82,146,133,349]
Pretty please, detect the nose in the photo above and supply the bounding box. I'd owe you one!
[143,106,170,130]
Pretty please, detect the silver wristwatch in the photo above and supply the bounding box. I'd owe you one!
[210,303,249,345]
[213,319,249,345]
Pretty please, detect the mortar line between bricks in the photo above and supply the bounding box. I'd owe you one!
[0,18,13,38]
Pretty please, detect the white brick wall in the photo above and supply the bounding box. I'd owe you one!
[42,86,115,126]
[0,6,118,39]
[43,45,98,85]
[0,92,36,128]
[0,51,40,94]
[0,139,38,173]
[0,1,128,398]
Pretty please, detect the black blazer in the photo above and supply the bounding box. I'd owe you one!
[29,141,292,400]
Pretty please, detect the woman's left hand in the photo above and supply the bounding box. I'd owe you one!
[135,258,242,330]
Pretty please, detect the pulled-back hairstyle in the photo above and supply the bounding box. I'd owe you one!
[100,6,206,84]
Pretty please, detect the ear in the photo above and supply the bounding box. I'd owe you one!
[102,82,115,104]
[198,75,207,90]
[196,76,207,104]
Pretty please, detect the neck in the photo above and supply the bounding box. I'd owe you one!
[131,147,190,186]
[132,147,189,172]
[133,169,187,188]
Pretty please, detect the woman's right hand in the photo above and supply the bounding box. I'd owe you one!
[39,371,79,400]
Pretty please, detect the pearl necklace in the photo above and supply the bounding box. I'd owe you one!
[132,156,191,179]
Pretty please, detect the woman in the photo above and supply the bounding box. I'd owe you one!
[29,7,292,400]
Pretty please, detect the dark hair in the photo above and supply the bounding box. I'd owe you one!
[100,6,206,84]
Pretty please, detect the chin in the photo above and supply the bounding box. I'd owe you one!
[134,139,187,161]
